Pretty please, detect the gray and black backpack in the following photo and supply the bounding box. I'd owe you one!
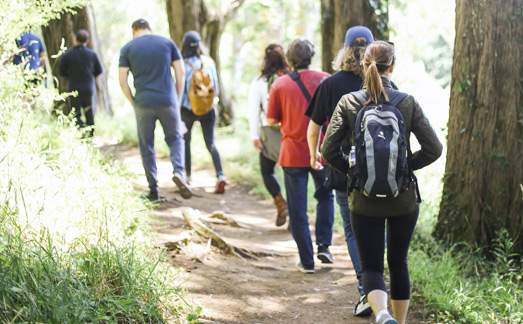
[348,90,420,202]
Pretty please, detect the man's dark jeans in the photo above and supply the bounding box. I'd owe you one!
[283,166,334,268]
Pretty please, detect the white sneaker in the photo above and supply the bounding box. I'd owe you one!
[353,294,372,316]
[295,260,315,274]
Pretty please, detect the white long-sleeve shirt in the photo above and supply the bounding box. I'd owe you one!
[247,76,269,140]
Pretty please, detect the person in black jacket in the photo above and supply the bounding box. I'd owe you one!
[305,26,374,317]
[59,29,102,137]
[322,41,442,324]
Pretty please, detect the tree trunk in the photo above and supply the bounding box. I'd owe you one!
[435,0,523,254]
[321,0,388,74]
[41,3,112,115]
[165,0,245,126]
[321,0,335,74]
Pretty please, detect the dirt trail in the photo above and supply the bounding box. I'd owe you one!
[108,144,425,324]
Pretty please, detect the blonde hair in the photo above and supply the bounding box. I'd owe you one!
[362,41,395,105]
[332,37,367,76]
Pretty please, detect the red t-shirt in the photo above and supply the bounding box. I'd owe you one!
[267,70,330,167]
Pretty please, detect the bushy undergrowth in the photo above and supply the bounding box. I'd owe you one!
[0,53,196,324]
[410,230,522,324]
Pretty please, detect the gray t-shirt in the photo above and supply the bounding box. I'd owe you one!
[119,34,182,108]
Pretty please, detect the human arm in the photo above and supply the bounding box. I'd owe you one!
[208,57,220,97]
[409,98,443,170]
[172,59,186,109]
[58,54,67,77]
[307,121,323,170]
[266,84,281,126]
[321,95,355,174]
[39,51,46,70]
[118,67,134,107]
[93,53,102,77]
[248,78,265,152]
[38,40,45,70]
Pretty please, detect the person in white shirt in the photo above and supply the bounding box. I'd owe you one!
[247,44,290,226]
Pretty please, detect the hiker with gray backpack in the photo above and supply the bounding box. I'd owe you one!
[322,41,442,324]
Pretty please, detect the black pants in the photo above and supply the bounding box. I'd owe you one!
[181,107,223,178]
[259,153,281,198]
[351,208,419,300]
[68,91,95,137]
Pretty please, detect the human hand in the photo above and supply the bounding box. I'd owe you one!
[253,139,263,153]
[310,151,324,170]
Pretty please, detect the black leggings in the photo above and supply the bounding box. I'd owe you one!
[351,208,419,300]
[259,153,281,198]
[181,108,223,178]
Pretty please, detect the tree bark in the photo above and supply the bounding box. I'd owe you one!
[165,0,245,126]
[321,0,388,74]
[41,2,112,115]
[435,0,523,254]
[321,0,335,74]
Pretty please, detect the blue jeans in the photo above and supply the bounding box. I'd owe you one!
[134,105,185,193]
[336,190,363,295]
[283,167,334,268]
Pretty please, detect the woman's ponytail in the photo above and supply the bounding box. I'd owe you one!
[362,41,395,105]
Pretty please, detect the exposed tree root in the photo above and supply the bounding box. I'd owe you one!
[207,211,249,228]
[181,207,258,260]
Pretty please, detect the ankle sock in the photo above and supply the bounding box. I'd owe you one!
[376,310,390,323]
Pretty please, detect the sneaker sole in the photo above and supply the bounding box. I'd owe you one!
[354,304,372,316]
[173,176,192,199]
[317,252,334,264]
[295,266,315,274]
[215,180,226,194]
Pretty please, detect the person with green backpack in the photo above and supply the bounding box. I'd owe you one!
[248,44,291,227]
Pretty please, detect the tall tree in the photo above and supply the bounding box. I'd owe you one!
[435,0,523,254]
[321,0,389,74]
[165,0,245,126]
[41,3,112,115]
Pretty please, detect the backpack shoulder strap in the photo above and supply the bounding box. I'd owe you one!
[352,90,369,106]
[289,71,312,103]
[388,90,408,107]
[185,59,197,71]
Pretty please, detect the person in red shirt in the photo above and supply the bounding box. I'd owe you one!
[266,39,334,274]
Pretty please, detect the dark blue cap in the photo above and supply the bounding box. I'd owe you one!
[131,19,150,30]
[182,30,201,47]
[344,26,374,47]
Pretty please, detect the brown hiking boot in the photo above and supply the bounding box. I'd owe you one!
[274,192,288,226]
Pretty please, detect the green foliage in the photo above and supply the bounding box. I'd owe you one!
[411,230,522,324]
[0,2,198,322]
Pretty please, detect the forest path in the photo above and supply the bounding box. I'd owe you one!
[107,143,424,324]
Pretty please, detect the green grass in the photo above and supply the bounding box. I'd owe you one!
[409,231,522,324]
[0,61,197,323]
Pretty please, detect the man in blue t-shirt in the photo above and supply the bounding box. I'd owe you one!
[59,29,102,137]
[14,31,46,83]
[119,19,193,201]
